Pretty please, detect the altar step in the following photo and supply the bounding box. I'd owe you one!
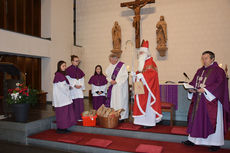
[50,122,230,149]
[28,129,230,153]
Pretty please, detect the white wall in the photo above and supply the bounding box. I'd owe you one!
[76,0,230,94]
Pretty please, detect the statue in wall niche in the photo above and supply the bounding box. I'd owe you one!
[111,21,122,57]
[156,16,168,56]
[112,21,121,50]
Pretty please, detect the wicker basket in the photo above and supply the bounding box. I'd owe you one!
[98,115,119,128]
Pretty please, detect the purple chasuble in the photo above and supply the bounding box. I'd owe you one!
[53,72,70,84]
[105,62,124,107]
[66,65,85,79]
[187,62,230,138]
[88,74,108,86]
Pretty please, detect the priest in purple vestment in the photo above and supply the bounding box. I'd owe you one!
[182,51,230,152]
[66,55,85,122]
[88,65,108,110]
[105,54,129,121]
[53,61,76,134]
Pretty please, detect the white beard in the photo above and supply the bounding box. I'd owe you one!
[138,53,148,72]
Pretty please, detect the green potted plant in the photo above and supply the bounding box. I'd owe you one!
[7,82,38,122]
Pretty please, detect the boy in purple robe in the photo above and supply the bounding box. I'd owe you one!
[88,65,108,110]
[66,55,85,122]
[53,61,76,134]
[182,51,230,151]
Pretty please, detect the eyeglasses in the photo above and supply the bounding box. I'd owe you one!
[74,60,80,63]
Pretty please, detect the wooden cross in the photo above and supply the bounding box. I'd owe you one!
[121,0,155,48]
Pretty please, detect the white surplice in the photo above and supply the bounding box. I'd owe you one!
[106,61,129,120]
[66,76,85,99]
[53,80,73,107]
[91,84,107,97]
[187,88,224,146]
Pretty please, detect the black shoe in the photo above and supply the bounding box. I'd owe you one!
[64,129,71,133]
[56,129,66,134]
[209,146,220,152]
[143,126,153,129]
[182,140,195,146]
[119,120,125,123]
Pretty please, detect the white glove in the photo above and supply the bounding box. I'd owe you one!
[136,73,142,80]
[130,71,136,77]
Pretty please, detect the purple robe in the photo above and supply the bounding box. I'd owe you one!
[55,104,76,129]
[53,72,69,84]
[88,74,108,110]
[53,72,76,129]
[66,65,85,79]
[187,62,230,138]
[88,74,108,86]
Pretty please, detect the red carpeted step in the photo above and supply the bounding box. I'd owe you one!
[171,126,188,135]
[58,135,83,144]
[54,121,230,140]
[29,130,230,153]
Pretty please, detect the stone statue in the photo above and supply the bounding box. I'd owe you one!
[156,16,167,56]
[112,21,121,50]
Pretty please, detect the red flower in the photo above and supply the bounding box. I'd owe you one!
[26,93,29,96]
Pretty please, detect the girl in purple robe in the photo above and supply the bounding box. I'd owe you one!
[53,61,76,134]
[88,65,108,110]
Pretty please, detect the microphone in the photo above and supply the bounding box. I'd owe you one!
[183,72,190,80]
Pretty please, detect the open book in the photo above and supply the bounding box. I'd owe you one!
[183,83,197,91]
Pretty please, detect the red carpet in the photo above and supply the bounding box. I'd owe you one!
[76,121,230,140]
[58,135,83,144]
[29,130,230,153]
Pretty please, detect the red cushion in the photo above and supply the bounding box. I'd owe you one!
[135,144,163,153]
[85,138,112,148]
[161,102,173,109]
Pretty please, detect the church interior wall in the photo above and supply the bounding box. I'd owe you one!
[76,0,230,96]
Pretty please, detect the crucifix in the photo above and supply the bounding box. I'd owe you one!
[121,0,155,48]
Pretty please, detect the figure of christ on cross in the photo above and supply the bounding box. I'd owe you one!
[121,0,155,48]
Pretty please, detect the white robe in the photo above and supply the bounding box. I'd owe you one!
[66,76,85,99]
[91,84,107,97]
[187,88,224,146]
[53,80,73,108]
[106,62,129,120]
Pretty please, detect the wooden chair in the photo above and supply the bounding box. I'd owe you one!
[161,102,174,126]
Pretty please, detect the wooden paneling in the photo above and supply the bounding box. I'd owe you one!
[0,55,41,91]
[0,0,41,37]
[6,0,16,31]
[33,0,41,37]
[16,0,24,33]
[0,0,6,28]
